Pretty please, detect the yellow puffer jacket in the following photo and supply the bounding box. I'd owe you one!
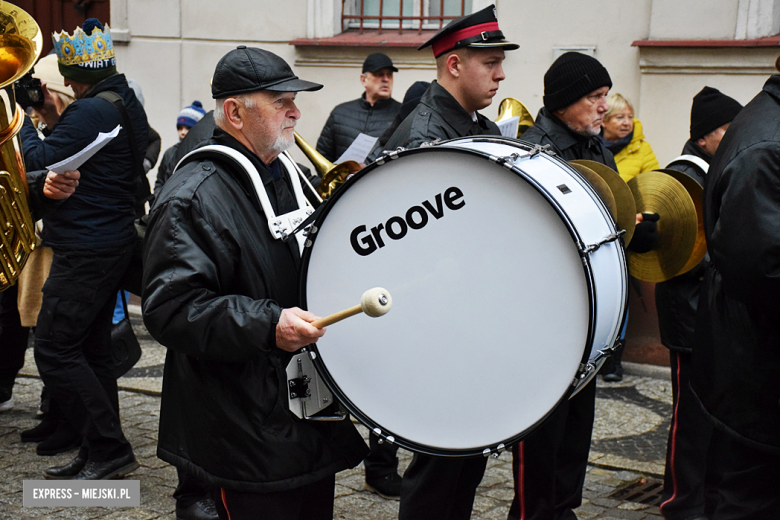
[613,118,660,182]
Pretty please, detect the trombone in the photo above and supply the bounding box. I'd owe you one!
[294,131,361,200]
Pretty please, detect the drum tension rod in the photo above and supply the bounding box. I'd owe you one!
[580,229,626,255]
[491,144,552,168]
[376,147,406,165]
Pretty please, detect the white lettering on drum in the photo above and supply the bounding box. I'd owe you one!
[350,187,465,256]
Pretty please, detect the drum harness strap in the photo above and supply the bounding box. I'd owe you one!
[176,145,314,255]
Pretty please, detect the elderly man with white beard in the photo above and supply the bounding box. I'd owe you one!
[141,46,368,520]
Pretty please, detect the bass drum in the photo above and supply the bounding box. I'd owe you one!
[300,136,628,457]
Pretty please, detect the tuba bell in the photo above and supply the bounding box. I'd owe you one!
[294,131,361,200]
[0,3,42,291]
[495,98,535,137]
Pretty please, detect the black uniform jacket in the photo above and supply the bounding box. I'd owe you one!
[380,80,501,151]
[142,129,368,492]
[655,140,712,353]
[692,74,780,454]
[316,94,401,162]
[520,107,618,170]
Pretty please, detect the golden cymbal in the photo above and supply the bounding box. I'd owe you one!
[654,168,706,276]
[570,160,637,246]
[568,162,617,222]
[627,171,698,282]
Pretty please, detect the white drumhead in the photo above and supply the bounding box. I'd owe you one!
[304,148,592,453]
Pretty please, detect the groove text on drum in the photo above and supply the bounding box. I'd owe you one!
[350,187,466,256]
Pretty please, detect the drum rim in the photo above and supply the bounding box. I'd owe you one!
[299,143,599,456]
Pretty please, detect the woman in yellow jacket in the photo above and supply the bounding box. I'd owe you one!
[600,93,659,182]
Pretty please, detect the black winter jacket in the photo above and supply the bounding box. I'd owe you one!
[692,75,780,453]
[380,80,501,151]
[654,140,711,353]
[316,94,400,162]
[20,73,149,250]
[520,107,618,170]
[142,129,367,491]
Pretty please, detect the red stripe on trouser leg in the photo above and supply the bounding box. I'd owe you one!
[221,488,232,520]
[518,441,526,520]
[660,355,682,515]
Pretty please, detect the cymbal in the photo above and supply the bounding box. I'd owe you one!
[655,168,706,277]
[627,171,698,282]
[570,160,637,246]
[568,162,617,223]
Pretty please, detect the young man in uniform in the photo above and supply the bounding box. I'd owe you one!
[379,5,518,519]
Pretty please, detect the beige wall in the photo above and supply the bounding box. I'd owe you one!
[109,0,778,183]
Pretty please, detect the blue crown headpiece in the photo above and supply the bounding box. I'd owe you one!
[53,23,114,69]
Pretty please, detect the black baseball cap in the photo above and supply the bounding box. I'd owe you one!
[362,52,398,73]
[418,4,518,58]
[211,46,323,99]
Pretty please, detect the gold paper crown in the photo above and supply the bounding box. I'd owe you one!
[53,24,114,67]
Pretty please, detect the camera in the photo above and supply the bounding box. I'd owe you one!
[14,69,44,109]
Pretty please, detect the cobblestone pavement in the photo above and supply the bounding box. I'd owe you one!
[1,309,671,519]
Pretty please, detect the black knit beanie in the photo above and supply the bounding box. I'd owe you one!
[543,52,612,112]
[689,87,743,141]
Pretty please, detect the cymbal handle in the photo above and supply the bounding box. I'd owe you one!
[311,304,362,329]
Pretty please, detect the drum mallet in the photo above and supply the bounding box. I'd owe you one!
[311,287,392,328]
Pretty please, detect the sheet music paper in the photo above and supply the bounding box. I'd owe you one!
[46,125,121,173]
[336,133,379,164]
[496,116,520,138]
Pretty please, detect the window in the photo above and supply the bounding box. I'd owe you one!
[343,0,473,34]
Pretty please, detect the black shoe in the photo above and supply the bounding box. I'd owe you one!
[36,421,82,456]
[602,370,623,382]
[21,416,58,442]
[44,453,88,480]
[71,452,139,480]
[365,471,402,500]
[176,498,220,520]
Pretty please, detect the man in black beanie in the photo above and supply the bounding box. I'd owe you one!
[508,51,623,520]
[655,86,742,520]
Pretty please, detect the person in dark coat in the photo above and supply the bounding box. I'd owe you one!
[510,51,621,520]
[316,52,401,162]
[19,18,149,481]
[378,6,517,519]
[155,100,207,194]
[655,86,742,520]
[142,46,368,520]
[0,169,80,410]
[690,69,780,519]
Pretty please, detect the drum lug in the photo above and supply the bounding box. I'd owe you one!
[376,147,406,165]
[581,229,626,255]
[285,352,346,421]
[372,428,396,446]
[482,443,507,458]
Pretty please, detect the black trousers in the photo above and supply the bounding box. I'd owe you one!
[508,378,597,520]
[213,475,335,520]
[398,453,488,520]
[174,467,214,507]
[364,433,400,477]
[0,284,29,389]
[660,350,717,520]
[706,428,780,519]
[34,247,134,461]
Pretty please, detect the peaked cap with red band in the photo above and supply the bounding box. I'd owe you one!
[418,4,518,58]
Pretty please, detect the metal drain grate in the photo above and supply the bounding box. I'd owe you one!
[608,477,664,506]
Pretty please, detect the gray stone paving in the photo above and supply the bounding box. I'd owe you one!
[0,311,668,519]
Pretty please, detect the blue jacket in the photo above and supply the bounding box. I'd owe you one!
[21,73,149,250]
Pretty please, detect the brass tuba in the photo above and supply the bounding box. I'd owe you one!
[294,131,361,200]
[0,3,42,291]
[495,98,535,137]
